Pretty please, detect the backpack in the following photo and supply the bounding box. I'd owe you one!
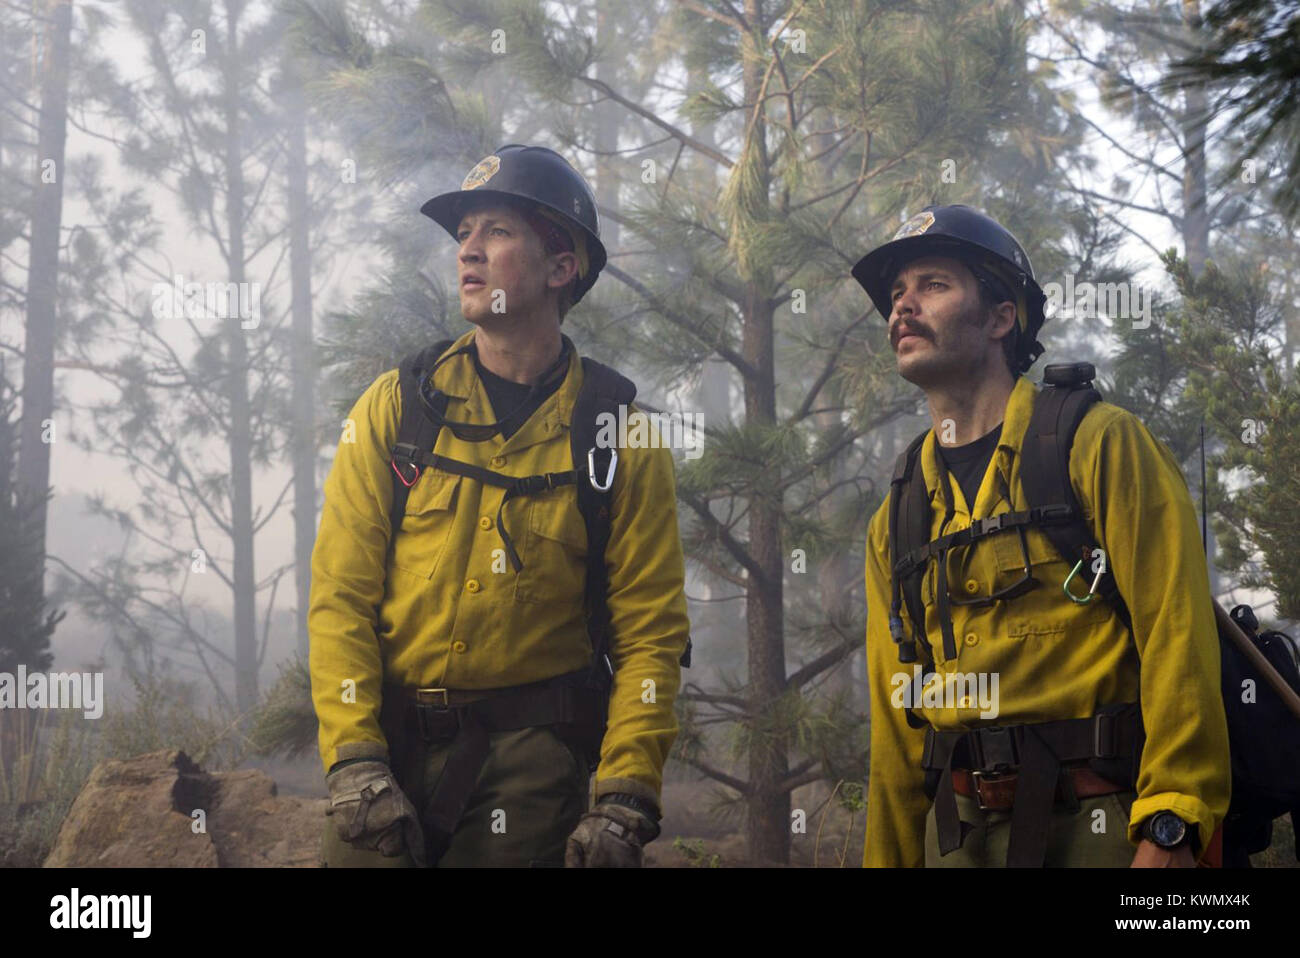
[386,338,691,769]
[888,361,1300,866]
[1219,603,1300,865]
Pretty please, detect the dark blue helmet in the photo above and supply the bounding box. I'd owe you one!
[421,145,607,304]
[852,205,1047,372]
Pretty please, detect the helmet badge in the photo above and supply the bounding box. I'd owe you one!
[461,155,501,190]
[892,210,935,240]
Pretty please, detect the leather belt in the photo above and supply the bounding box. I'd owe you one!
[386,685,499,707]
[951,764,1126,812]
[381,673,597,745]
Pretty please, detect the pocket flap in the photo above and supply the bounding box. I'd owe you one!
[403,471,459,515]
[992,521,1066,575]
[528,493,587,549]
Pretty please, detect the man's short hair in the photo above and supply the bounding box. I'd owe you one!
[973,269,1021,376]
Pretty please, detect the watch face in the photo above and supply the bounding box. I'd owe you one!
[1150,812,1187,847]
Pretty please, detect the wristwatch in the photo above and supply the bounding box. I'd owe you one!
[1142,811,1190,849]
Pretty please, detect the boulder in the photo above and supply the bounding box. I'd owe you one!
[44,749,325,867]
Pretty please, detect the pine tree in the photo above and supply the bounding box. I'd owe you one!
[295,0,1101,863]
[1113,248,1300,623]
[1166,0,1300,224]
[0,360,63,674]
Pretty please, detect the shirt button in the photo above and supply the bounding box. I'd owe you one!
[965,578,980,594]
[452,641,467,654]
[478,516,492,530]
[465,579,481,593]
[964,632,979,647]
[490,455,506,467]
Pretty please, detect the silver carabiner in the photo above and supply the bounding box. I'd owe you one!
[587,446,618,492]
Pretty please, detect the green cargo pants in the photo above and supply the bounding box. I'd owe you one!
[320,722,591,868]
[924,788,1140,867]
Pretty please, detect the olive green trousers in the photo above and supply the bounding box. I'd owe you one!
[320,724,590,868]
[924,788,1140,867]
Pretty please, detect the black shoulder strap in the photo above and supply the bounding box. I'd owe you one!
[888,430,937,730]
[888,429,933,668]
[570,357,639,686]
[389,339,455,540]
[1019,377,1133,635]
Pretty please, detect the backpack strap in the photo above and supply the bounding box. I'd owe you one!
[888,430,932,668]
[388,338,455,544]
[1018,369,1133,635]
[888,429,936,730]
[569,357,638,700]
[569,357,692,761]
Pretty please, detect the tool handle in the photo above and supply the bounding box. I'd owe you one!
[1213,599,1300,722]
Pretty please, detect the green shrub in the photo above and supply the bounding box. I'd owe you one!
[247,656,318,758]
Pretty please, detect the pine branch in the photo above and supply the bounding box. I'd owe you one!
[603,262,758,380]
[678,755,751,795]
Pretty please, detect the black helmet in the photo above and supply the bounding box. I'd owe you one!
[851,204,1047,372]
[420,144,607,305]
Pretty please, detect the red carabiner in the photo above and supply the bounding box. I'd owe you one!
[390,458,421,487]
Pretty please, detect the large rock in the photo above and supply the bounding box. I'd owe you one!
[44,749,326,868]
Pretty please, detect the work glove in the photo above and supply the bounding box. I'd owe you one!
[564,795,661,868]
[325,759,427,867]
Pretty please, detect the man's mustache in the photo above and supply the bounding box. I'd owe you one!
[891,321,931,348]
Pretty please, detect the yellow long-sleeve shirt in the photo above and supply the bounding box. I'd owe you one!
[863,375,1230,866]
[308,329,690,807]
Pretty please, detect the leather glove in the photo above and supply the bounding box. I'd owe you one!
[325,760,427,867]
[565,795,661,868]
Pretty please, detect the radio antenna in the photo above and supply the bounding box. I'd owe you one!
[1200,422,1208,554]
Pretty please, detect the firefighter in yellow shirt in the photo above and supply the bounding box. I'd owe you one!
[310,145,690,867]
[852,205,1230,867]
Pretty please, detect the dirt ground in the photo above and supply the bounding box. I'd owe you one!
[56,750,1296,869]
[263,750,862,868]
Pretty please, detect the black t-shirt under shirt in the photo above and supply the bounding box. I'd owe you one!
[471,343,568,441]
[936,422,1003,513]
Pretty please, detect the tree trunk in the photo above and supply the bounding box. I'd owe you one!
[222,1,258,714]
[738,0,788,864]
[286,68,315,661]
[593,4,620,251]
[1181,0,1220,595]
[1180,0,1210,278]
[17,0,72,597]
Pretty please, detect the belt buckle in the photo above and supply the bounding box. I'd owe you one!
[969,770,1003,812]
[414,687,455,741]
[416,687,449,708]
